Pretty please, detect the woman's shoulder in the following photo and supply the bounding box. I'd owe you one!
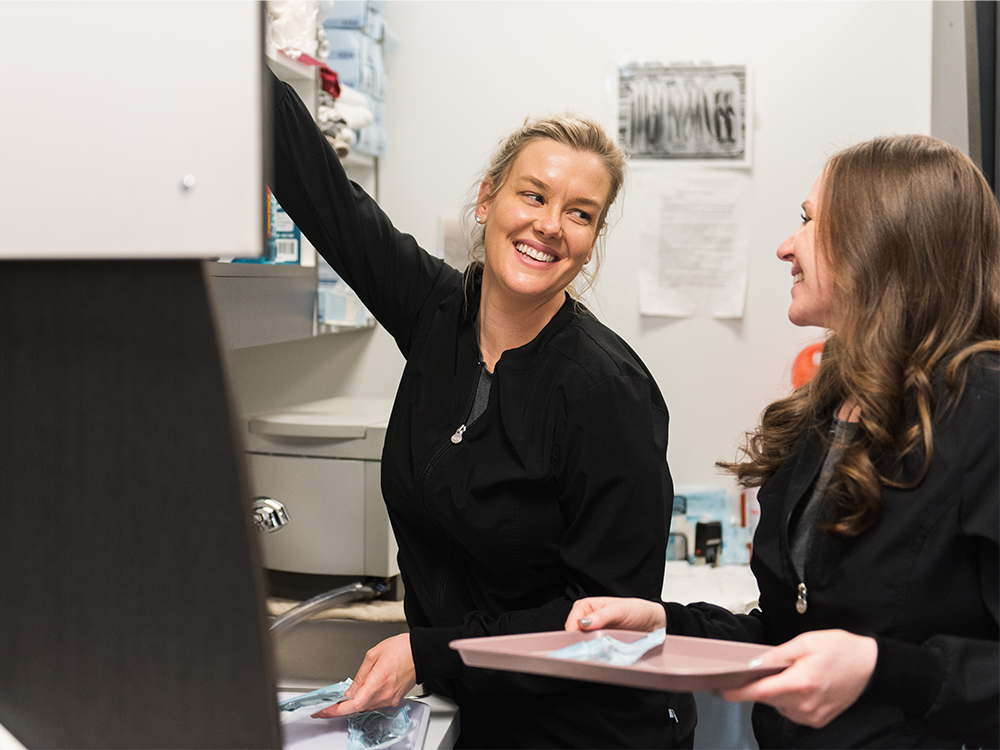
[935,350,1000,433]
[959,350,1000,395]
[551,309,659,386]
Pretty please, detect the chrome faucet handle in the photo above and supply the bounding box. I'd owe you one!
[252,497,290,533]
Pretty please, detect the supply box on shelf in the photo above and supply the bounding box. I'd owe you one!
[221,189,313,265]
[321,0,389,158]
[317,255,375,330]
[322,0,386,33]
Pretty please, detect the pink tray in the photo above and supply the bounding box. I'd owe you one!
[450,629,783,693]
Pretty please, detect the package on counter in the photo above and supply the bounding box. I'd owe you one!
[347,704,411,749]
[278,678,352,712]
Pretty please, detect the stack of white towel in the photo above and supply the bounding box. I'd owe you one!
[317,85,374,159]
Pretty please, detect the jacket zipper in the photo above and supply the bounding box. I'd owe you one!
[796,582,808,614]
[419,361,483,493]
[421,360,484,622]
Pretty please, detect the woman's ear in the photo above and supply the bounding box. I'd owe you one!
[477,179,493,207]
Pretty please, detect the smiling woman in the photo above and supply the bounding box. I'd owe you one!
[475,138,610,369]
[267,71,694,749]
[565,134,1000,750]
[776,171,839,330]
[468,114,627,303]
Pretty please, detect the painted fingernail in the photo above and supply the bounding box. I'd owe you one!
[578,617,592,627]
[747,657,764,668]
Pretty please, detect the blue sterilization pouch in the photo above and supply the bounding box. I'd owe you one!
[347,704,411,749]
[547,628,666,666]
[278,678,353,712]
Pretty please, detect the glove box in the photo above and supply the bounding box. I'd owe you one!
[243,397,398,581]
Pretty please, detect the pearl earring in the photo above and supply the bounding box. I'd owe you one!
[476,215,483,224]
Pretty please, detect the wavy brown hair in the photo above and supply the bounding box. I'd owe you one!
[720,135,1000,536]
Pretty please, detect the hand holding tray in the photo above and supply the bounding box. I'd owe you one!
[450,629,784,693]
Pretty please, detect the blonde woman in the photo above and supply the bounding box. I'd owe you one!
[268,71,695,748]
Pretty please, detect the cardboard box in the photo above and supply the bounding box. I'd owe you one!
[322,0,385,35]
[324,27,385,100]
[234,189,300,264]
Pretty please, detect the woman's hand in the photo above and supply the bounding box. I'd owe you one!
[311,633,417,719]
[719,629,877,728]
[565,597,666,632]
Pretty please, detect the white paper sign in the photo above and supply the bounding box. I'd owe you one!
[636,170,751,319]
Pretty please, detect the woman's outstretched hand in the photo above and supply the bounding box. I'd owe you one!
[565,597,666,633]
[719,629,877,728]
[311,633,417,719]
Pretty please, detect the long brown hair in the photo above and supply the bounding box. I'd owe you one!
[721,135,1000,536]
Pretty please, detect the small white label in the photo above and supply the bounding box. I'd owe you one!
[274,239,298,263]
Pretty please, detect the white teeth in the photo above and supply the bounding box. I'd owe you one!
[515,242,556,263]
[793,273,804,283]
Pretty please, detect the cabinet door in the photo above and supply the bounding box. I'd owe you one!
[0,1,262,259]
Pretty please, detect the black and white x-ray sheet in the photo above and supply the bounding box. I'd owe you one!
[636,170,750,319]
[619,63,750,165]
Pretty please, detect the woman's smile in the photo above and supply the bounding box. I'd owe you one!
[514,241,557,263]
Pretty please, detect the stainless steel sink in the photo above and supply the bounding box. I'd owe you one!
[271,616,409,689]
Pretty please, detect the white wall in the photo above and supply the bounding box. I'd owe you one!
[377,0,933,485]
[229,1,934,487]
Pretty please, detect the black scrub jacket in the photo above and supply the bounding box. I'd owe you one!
[663,356,1000,749]
[268,71,697,748]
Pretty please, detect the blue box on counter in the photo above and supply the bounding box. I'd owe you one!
[672,485,751,565]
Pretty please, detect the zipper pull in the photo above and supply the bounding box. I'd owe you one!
[450,424,467,444]
[795,582,808,614]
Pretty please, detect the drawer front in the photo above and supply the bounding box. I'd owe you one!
[247,453,367,576]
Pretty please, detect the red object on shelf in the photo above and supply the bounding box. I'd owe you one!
[277,48,341,98]
[318,67,341,98]
[791,341,824,388]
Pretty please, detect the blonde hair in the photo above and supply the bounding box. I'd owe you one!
[463,113,627,300]
[720,135,1000,536]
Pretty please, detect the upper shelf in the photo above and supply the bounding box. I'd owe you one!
[205,44,380,347]
[264,43,316,81]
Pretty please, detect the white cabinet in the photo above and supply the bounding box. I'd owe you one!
[0,1,262,260]
[207,47,379,348]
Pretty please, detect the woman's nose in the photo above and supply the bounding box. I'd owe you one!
[777,232,795,261]
[535,207,562,237]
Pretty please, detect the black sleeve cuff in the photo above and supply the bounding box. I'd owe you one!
[864,635,944,716]
[409,625,467,684]
[663,601,768,643]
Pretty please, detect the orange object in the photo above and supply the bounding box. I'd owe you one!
[791,342,824,388]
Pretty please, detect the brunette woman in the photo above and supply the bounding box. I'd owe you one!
[568,134,999,749]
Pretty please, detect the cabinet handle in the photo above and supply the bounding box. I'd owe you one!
[252,497,290,533]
